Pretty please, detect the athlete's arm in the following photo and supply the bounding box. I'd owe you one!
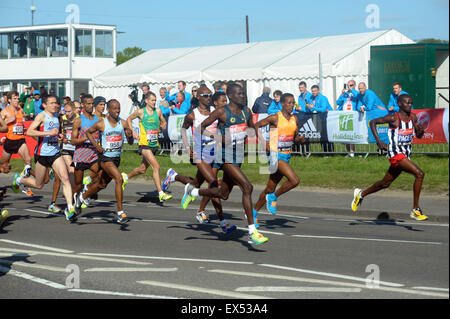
[26,113,57,137]
[70,117,86,145]
[126,109,143,140]
[181,111,194,155]
[0,108,15,124]
[254,113,277,151]
[369,114,396,151]
[412,113,424,139]
[156,108,167,131]
[200,108,223,136]
[122,119,134,145]
[86,120,105,153]
[0,117,8,133]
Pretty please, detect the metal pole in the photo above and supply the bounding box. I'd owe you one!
[246,15,249,43]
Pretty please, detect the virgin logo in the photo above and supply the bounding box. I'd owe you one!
[417,112,430,131]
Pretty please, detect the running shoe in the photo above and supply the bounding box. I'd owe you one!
[64,207,76,221]
[221,223,237,234]
[20,165,32,179]
[11,173,20,193]
[73,192,83,215]
[265,193,277,215]
[410,207,428,221]
[121,173,128,190]
[83,176,92,186]
[23,188,34,197]
[48,203,62,213]
[253,208,260,229]
[117,212,128,224]
[181,184,195,210]
[159,192,173,202]
[162,168,177,192]
[351,188,363,213]
[248,230,268,245]
[196,211,209,224]
[81,196,93,209]
[0,209,8,227]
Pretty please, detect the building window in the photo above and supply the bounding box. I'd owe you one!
[29,31,48,57]
[95,30,113,57]
[49,29,68,57]
[11,32,28,58]
[0,34,7,59]
[75,29,92,57]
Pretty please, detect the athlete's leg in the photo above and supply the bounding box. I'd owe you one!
[361,165,402,198]
[51,157,73,207]
[141,149,163,192]
[99,161,124,212]
[62,155,75,186]
[274,160,300,197]
[73,167,85,195]
[20,163,48,189]
[51,173,61,204]
[127,157,149,179]
[254,171,283,212]
[17,143,32,166]
[397,158,425,209]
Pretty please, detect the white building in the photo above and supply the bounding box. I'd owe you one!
[0,23,116,99]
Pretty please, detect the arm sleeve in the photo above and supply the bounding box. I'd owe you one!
[172,101,190,114]
[312,96,328,113]
[336,94,345,108]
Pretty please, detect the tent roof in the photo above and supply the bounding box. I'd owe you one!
[94,29,413,87]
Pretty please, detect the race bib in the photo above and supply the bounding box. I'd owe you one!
[106,134,123,150]
[398,128,414,144]
[278,134,294,151]
[12,123,24,135]
[48,136,59,146]
[146,129,159,143]
[229,123,248,144]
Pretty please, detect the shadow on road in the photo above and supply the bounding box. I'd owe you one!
[348,212,424,231]
[0,253,35,277]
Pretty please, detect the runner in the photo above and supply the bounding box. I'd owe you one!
[180,83,269,245]
[93,96,106,119]
[0,91,33,196]
[352,94,428,221]
[162,86,235,232]
[70,94,102,207]
[0,115,8,226]
[122,92,172,202]
[252,93,305,227]
[48,101,79,213]
[73,99,134,223]
[12,95,76,220]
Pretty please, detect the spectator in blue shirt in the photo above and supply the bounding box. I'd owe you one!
[305,85,332,113]
[158,87,171,117]
[267,90,283,114]
[252,87,272,114]
[387,82,409,114]
[336,80,359,111]
[356,82,386,113]
[166,80,192,107]
[296,81,312,114]
[170,92,190,115]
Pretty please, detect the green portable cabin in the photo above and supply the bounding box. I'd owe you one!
[369,43,449,109]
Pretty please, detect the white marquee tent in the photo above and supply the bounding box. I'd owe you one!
[93,29,414,116]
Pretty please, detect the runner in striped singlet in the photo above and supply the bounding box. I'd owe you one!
[351,94,428,221]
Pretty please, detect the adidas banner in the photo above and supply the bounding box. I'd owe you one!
[296,112,328,143]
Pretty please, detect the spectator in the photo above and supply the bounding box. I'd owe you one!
[252,87,272,114]
[166,80,192,107]
[296,81,312,114]
[19,87,33,104]
[157,87,171,117]
[23,91,36,120]
[31,90,44,116]
[73,100,82,115]
[267,90,283,114]
[336,79,359,157]
[221,81,228,93]
[213,81,223,93]
[306,85,334,154]
[387,82,409,114]
[356,82,386,113]
[336,80,358,111]
[170,91,190,114]
[191,86,198,98]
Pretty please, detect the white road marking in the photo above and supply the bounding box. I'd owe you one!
[258,264,404,287]
[236,286,362,293]
[208,269,449,298]
[79,252,254,265]
[25,209,54,216]
[0,239,74,253]
[84,267,178,272]
[291,234,443,245]
[0,265,66,289]
[137,280,271,299]
[412,286,449,292]
[68,288,178,299]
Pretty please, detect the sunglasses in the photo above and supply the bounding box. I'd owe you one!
[192,90,197,92]
[198,93,212,98]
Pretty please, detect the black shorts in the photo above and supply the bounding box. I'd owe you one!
[34,153,61,168]
[138,145,159,156]
[99,155,121,168]
[72,160,98,171]
[3,138,26,155]
[61,149,75,157]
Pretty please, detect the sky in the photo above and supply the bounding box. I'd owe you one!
[0,0,448,52]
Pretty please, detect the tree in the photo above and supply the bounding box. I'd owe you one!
[117,46,145,65]
[416,38,449,44]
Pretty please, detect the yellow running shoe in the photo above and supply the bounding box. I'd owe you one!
[121,173,128,190]
[0,209,9,227]
[351,188,363,213]
[410,208,428,221]
[159,192,173,202]
[249,229,268,245]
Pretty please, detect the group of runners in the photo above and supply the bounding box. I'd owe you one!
[0,84,429,242]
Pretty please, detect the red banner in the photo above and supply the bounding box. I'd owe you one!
[0,121,37,159]
[412,109,448,144]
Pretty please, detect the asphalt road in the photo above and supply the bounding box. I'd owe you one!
[0,189,448,301]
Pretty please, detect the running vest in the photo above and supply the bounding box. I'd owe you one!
[388,113,414,159]
[73,114,100,163]
[219,105,249,146]
[5,106,25,140]
[138,107,159,148]
[269,112,297,154]
[61,113,79,151]
[193,106,217,146]
[101,117,124,158]
[35,112,60,156]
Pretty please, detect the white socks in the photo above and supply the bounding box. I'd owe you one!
[191,188,199,197]
[248,224,256,235]
[170,173,177,182]
[117,210,123,216]
[159,191,165,197]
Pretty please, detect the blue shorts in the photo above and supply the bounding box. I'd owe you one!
[268,151,291,166]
